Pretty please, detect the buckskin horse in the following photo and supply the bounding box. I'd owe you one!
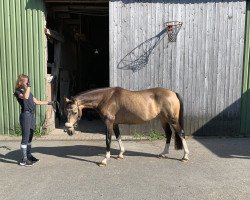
[64,87,189,166]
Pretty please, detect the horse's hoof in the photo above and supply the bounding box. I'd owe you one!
[181,157,189,162]
[158,154,167,159]
[117,155,124,160]
[98,162,107,167]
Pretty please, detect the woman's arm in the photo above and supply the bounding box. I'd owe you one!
[33,97,49,105]
[23,86,31,99]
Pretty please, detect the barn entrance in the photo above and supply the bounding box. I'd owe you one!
[45,1,109,132]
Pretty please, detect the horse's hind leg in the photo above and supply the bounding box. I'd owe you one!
[113,124,125,159]
[170,118,189,161]
[159,120,172,158]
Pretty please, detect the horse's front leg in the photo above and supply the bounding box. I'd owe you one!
[99,119,114,167]
[113,124,125,159]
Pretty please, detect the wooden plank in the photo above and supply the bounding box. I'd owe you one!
[214,1,222,135]
[120,1,126,89]
[192,2,199,134]
[220,1,228,134]
[147,1,152,89]
[206,1,213,135]
[209,1,217,135]
[226,1,234,134]
[150,1,156,90]
[198,2,206,135]
[162,2,167,89]
[159,1,165,90]
[177,3,185,103]
[115,0,118,86]
[138,0,143,90]
[187,3,193,134]
[182,3,189,134]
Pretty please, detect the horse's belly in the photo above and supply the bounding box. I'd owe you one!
[115,114,147,124]
[114,107,160,124]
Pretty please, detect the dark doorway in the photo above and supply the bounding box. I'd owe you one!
[45,1,109,127]
[77,14,109,92]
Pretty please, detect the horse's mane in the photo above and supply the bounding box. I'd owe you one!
[73,87,116,102]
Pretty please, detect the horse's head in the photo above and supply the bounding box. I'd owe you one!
[64,97,83,136]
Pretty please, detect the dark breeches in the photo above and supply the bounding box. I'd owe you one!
[20,112,35,145]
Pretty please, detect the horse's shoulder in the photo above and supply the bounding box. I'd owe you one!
[153,87,174,93]
[111,87,127,96]
[112,86,123,91]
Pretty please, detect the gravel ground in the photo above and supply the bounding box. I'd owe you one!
[0,137,250,200]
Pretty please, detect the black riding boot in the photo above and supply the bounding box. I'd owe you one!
[19,144,33,166]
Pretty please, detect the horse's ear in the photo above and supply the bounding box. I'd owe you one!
[64,97,71,103]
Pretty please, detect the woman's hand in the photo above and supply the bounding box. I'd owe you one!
[47,101,55,105]
[20,79,30,90]
[26,80,31,87]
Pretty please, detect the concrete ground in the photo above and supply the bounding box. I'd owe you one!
[0,137,250,200]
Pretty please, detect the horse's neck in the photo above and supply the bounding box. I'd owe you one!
[77,91,105,109]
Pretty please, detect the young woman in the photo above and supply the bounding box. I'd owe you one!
[14,74,53,166]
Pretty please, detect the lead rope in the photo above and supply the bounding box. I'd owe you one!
[51,100,63,117]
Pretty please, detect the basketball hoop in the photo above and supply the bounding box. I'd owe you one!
[164,21,183,42]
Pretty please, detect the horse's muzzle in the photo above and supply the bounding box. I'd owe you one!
[65,122,73,128]
[65,127,75,136]
[65,122,76,136]
[67,128,75,136]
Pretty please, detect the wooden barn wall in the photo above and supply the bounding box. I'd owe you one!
[109,0,246,136]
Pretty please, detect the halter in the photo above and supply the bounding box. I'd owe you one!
[75,100,83,121]
[65,100,83,129]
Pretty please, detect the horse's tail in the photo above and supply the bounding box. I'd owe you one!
[175,92,184,150]
[176,93,184,129]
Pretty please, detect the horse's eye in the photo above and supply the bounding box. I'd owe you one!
[73,112,77,115]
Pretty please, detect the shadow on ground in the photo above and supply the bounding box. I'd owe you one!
[191,97,250,159]
[0,144,181,165]
[193,137,250,159]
